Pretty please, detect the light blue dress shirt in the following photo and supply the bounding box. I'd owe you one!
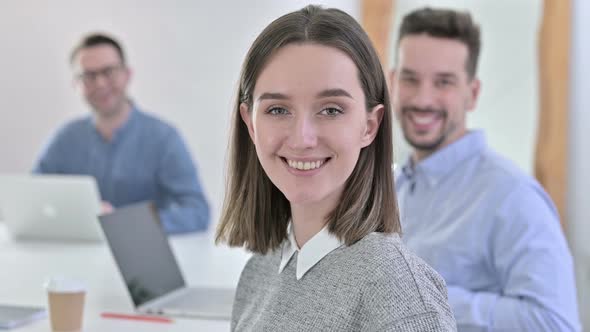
[396,130,580,331]
[34,106,210,234]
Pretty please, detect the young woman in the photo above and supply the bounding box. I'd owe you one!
[216,5,456,331]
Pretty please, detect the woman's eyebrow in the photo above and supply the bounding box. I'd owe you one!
[317,88,353,99]
[257,88,354,102]
[257,92,290,102]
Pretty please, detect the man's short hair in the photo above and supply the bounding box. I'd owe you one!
[70,33,126,65]
[397,7,481,79]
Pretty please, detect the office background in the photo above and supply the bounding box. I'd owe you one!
[0,0,587,328]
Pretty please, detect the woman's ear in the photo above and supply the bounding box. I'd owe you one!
[361,104,384,147]
[239,103,255,143]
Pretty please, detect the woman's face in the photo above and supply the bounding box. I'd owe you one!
[241,43,383,210]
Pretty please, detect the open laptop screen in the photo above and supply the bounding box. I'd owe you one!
[99,202,185,307]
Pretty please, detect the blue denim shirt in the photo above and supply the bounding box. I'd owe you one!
[396,130,580,331]
[34,106,210,234]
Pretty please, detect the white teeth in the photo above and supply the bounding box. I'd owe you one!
[414,117,435,125]
[286,159,325,170]
[411,113,438,125]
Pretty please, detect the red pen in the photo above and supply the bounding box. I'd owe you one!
[101,312,173,323]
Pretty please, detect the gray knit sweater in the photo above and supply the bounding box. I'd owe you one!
[231,232,457,331]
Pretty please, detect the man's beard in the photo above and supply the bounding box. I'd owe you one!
[401,106,449,152]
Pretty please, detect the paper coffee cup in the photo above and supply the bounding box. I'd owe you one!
[44,277,86,332]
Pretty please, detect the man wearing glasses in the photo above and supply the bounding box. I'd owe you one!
[34,33,210,234]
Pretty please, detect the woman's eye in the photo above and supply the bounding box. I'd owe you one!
[267,107,289,115]
[320,107,343,116]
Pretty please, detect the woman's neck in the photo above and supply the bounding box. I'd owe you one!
[290,198,336,249]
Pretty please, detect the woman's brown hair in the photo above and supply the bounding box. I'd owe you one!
[216,5,400,254]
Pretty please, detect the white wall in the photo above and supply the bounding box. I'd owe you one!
[389,0,541,173]
[0,0,359,224]
[569,0,590,327]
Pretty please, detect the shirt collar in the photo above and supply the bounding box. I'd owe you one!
[279,223,344,280]
[401,130,487,187]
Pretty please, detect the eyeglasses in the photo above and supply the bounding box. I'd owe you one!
[76,64,125,85]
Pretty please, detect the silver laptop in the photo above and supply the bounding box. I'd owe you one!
[0,174,103,242]
[98,202,235,320]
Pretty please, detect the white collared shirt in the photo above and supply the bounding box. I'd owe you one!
[278,223,344,280]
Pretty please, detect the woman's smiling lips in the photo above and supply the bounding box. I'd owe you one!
[280,157,331,174]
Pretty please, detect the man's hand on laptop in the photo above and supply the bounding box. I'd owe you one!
[101,201,114,215]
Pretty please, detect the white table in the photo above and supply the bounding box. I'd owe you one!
[0,225,250,331]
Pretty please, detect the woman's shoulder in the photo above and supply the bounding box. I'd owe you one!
[344,232,409,268]
[238,248,282,282]
[352,232,447,292]
[343,233,455,327]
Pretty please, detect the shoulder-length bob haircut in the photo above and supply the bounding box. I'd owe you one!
[216,5,400,254]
